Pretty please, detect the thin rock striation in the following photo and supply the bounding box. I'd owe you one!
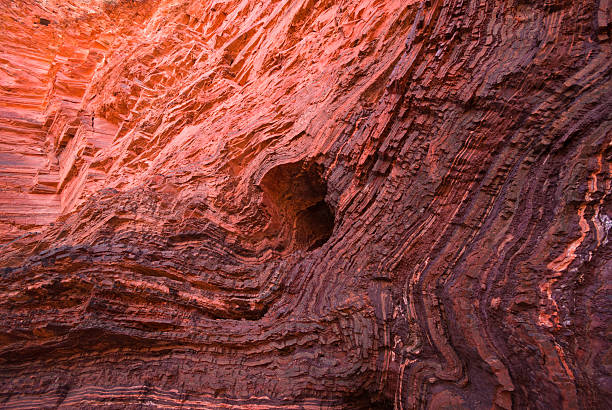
[0,0,611,408]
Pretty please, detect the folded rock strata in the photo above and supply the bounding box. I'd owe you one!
[0,0,610,408]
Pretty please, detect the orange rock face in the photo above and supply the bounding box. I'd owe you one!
[1,0,611,408]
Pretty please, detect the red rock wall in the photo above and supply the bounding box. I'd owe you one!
[0,0,610,408]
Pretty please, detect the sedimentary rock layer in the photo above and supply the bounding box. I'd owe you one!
[0,0,611,408]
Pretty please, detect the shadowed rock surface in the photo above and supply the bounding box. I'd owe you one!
[0,0,611,408]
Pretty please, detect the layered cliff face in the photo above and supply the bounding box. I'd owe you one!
[1,0,611,408]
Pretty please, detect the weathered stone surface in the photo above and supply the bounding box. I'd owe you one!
[0,0,610,408]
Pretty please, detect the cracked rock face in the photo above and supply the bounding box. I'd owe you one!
[0,0,611,408]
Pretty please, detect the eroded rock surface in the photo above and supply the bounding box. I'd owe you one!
[0,0,611,408]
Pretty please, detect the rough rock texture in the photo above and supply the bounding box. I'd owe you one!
[1,0,611,408]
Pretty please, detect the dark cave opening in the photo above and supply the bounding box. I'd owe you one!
[296,200,334,251]
[259,160,334,251]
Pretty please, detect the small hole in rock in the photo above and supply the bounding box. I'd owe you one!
[39,18,50,26]
[296,200,334,251]
[259,160,334,251]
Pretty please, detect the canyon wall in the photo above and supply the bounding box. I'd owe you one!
[0,0,611,408]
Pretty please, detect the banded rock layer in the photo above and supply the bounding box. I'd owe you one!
[0,0,611,408]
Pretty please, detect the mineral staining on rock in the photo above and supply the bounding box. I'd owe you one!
[0,0,610,408]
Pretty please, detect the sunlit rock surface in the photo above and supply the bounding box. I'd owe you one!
[0,0,610,408]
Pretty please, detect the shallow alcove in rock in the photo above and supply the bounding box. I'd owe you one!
[259,160,334,252]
